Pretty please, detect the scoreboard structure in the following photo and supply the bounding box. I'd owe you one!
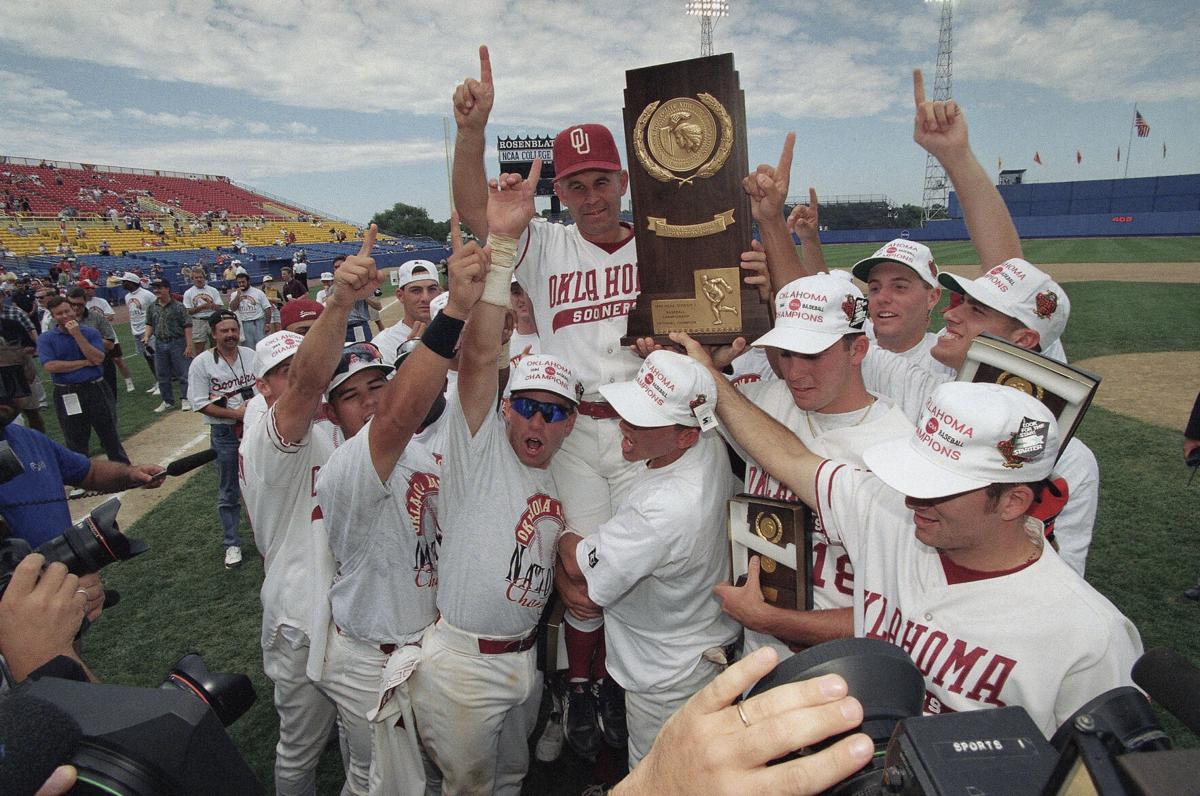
[498,136,559,212]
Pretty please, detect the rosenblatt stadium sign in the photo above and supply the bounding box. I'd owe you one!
[498,136,554,164]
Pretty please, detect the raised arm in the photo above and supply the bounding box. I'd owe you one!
[673,332,823,509]
[273,225,380,444]
[451,45,495,240]
[369,215,484,479]
[912,68,1021,269]
[787,187,829,275]
[744,132,805,290]
[458,161,540,433]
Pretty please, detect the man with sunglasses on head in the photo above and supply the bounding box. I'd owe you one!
[409,162,578,794]
[239,229,384,795]
[187,308,257,569]
[314,224,485,793]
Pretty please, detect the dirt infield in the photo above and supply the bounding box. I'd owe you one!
[1075,351,1200,432]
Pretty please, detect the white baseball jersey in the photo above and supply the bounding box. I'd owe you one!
[371,320,414,368]
[862,346,1098,576]
[315,287,331,305]
[864,325,956,378]
[187,347,257,423]
[183,284,223,321]
[730,345,776,385]
[437,400,564,637]
[230,286,270,323]
[239,402,336,680]
[86,296,115,318]
[813,460,1142,737]
[724,381,912,658]
[317,419,444,645]
[516,220,642,397]
[574,433,739,693]
[124,287,156,336]
[243,393,346,449]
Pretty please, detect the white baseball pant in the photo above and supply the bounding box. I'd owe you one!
[623,658,722,769]
[261,638,338,796]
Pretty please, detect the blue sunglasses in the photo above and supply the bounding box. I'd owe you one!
[510,397,574,423]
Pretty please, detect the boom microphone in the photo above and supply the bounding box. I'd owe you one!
[0,692,82,795]
[165,449,218,478]
[1131,646,1200,737]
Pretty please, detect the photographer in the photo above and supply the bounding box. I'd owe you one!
[0,554,92,686]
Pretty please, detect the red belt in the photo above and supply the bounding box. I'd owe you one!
[576,399,619,420]
[477,629,538,655]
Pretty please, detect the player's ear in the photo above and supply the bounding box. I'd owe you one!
[1000,483,1036,521]
[677,426,700,450]
[1009,326,1041,352]
[926,285,942,315]
[618,170,629,196]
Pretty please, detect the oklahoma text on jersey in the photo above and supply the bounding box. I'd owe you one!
[505,493,564,609]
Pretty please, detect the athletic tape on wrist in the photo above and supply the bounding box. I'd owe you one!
[420,312,465,359]
[482,233,518,306]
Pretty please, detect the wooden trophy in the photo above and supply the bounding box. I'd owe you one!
[728,495,813,611]
[620,53,770,346]
[958,333,1101,458]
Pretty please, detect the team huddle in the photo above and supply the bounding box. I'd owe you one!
[229,47,1142,795]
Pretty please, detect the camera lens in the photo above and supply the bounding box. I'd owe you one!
[35,497,148,575]
[160,653,256,727]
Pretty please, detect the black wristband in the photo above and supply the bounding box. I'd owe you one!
[421,311,465,359]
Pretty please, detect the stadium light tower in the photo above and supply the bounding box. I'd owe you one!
[921,0,953,222]
[684,1,730,57]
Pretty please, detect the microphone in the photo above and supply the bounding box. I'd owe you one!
[0,692,82,795]
[164,449,218,478]
[1132,646,1200,737]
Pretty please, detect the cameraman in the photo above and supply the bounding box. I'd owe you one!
[0,553,93,686]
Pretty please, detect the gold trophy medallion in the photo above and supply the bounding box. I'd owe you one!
[754,511,784,544]
[759,556,778,574]
[634,93,733,187]
[996,371,1046,401]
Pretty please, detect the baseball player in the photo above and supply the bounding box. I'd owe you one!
[453,45,640,757]
[229,268,271,350]
[556,350,739,767]
[238,233,382,795]
[705,271,913,658]
[408,163,578,794]
[121,272,158,392]
[183,268,225,355]
[371,259,441,365]
[678,343,1143,738]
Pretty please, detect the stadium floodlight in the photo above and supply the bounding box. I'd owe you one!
[684,1,730,57]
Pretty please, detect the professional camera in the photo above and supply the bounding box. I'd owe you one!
[749,638,1200,795]
[212,385,255,408]
[2,653,259,794]
[0,497,146,599]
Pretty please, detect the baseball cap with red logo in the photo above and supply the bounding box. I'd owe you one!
[507,353,581,405]
[851,239,939,288]
[752,271,868,355]
[553,124,623,182]
[280,298,324,332]
[254,331,305,378]
[937,258,1070,351]
[599,350,717,429]
[863,382,1059,499]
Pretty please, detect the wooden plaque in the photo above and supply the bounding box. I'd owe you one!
[958,333,1101,457]
[729,495,813,611]
[620,53,770,346]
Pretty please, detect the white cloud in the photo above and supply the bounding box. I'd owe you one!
[245,121,271,135]
[123,107,236,133]
[283,121,317,135]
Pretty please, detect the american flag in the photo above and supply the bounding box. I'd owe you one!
[1135,111,1150,137]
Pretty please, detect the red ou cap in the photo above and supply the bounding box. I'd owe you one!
[280,298,324,330]
[553,124,622,181]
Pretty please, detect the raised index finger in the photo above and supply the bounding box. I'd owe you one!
[358,223,377,257]
[479,45,492,87]
[777,132,796,176]
[913,68,926,108]
[526,157,542,187]
[449,210,463,253]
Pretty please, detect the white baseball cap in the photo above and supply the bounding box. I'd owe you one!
[254,331,305,378]
[852,239,939,288]
[320,272,334,282]
[428,291,450,320]
[938,258,1070,351]
[507,353,581,405]
[752,271,868,355]
[325,341,393,398]
[261,275,272,284]
[395,260,439,290]
[235,266,248,277]
[863,382,1060,499]
[120,271,141,284]
[600,350,717,429]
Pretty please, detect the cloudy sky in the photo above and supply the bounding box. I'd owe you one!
[2,1,1196,224]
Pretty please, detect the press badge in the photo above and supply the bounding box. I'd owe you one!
[63,393,82,415]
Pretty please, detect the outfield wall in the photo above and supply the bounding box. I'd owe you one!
[815,210,1200,244]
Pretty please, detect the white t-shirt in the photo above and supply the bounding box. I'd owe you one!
[187,347,258,423]
[864,326,956,379]
[730,346,776,385]
[508,330,541,362]
[437,399,564,637]
[183,284,223,322]
[242,393,346,448]
[724,380,912,658]
[813,460,1142,737]
[230,286,270,323]
[575,434,739,693]
[315,287,331,305]
[86,296,115,319]
[861,346,1099,576]
[317,419,444,645]
[372,320,415,368]
[239,403,336,680]
[515,220,642,398]
[124,287,156,336]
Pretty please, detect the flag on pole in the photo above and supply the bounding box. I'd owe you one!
[998,157,1003,170]
[1135,111,1150,137]
[1117,147,1121,162]
[1076,150,1082,164]
[1034,151,1042,165]
[1163,142,1167,158]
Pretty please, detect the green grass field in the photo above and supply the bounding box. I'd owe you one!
[67,235,1200,793]
[807,235,1200,269]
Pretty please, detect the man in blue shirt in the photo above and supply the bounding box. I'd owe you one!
[36,296,128,464]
